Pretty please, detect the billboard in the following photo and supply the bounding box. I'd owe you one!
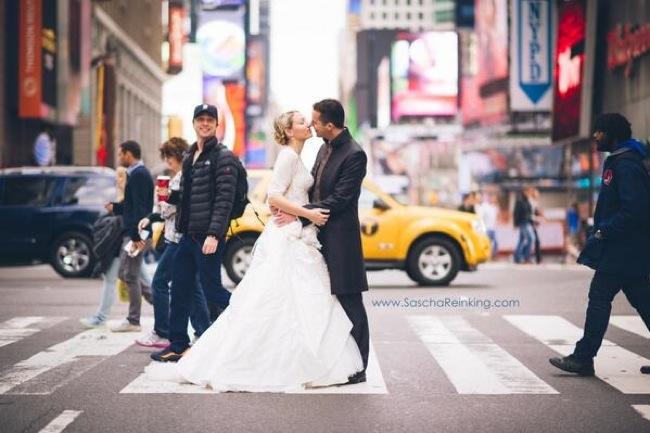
[167,1,186,74]
[509,0,553,111]
[198,2,247,157]
[551,0,586,142]
[19,0,57,119]
[246,36,268,117]
[464,145,564,184]
[390,31,459,120]
[197,6,246,80]
[202,78,246,158]
[467,0,509,126]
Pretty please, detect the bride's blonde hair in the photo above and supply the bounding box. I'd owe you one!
[272,111,298,146]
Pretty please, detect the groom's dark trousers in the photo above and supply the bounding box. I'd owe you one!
[337,294,370,369]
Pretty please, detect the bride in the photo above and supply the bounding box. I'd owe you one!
[145,111,363,392]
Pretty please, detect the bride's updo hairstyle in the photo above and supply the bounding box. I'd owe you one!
[272,110,298,146]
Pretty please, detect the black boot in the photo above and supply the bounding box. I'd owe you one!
[549,354,595,376]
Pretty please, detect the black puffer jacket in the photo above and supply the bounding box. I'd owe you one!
[175,137,239,238]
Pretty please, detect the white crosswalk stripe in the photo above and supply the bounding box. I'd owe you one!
[0,316,67,348]
[0,318,153,395]
[3,314,650,396]
[120,340,388,394]
[632,405,650,423]
[408,315,557,394]
[505,315,650,394]
[38,410,83,433]
[610,315,650,339]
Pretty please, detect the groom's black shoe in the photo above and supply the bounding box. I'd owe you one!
[549,354,595,376]
[345,370,367,385]
[641,366,650,374]
[151,347,188,363]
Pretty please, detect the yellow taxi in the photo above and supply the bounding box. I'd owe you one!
[224,170,491,286]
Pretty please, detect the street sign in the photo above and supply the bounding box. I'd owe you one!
[510,0,553,111]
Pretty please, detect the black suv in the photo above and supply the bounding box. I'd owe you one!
[0,166,117,277]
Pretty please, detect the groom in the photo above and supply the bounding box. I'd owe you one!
[275,99,370,384]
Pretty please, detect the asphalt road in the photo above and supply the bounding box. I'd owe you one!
[0,262,649,433]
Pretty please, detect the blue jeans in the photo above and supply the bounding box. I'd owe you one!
[487,229,498,259]
[514,223,534,263]
[169,234,231,352]
[94,257,153,321]
[152,241,210,339]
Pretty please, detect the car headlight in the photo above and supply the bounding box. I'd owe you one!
[471,219,487,234]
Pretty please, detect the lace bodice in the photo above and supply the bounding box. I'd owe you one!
[267,148,313,205]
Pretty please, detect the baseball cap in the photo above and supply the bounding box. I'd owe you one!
[193,103,218,120]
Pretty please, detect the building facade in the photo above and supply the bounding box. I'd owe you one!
[359,0,455,30]
[88,3,165,167]
[1,0,164,169]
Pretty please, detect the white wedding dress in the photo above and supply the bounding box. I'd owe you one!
[145,147,363,392]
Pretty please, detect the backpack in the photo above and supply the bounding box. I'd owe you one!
[207,144,250,221]
[91,214,123,277]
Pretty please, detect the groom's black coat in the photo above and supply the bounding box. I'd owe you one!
[305,128,369,295]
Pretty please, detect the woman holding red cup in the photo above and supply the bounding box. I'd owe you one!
[136,137,210,349]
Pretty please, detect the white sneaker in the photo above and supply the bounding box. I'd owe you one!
[108,319,142,333]
[135,330,170,348]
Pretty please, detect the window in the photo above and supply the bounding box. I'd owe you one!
[435,9,454,22]
[3,177,56,206]
[395,12,400,19]
[61,176,116,206]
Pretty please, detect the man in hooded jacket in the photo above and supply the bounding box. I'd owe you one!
[550,113,650,376]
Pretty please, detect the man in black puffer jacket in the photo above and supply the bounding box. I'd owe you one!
[152,104,238,362]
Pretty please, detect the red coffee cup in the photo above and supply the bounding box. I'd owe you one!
[156,175,170,202]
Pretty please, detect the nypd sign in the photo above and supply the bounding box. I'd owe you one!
[510,0,553,111]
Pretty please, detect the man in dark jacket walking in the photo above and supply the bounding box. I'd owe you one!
[276,99,370,384]
[106,140,154,332]
[550,113,650,376]
[152,104,238,362]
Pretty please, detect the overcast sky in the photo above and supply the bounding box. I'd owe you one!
[269,0,347,117]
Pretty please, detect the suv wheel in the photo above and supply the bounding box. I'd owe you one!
[50,231,94,278]
[224,236,257,285]
[406,237,461,286]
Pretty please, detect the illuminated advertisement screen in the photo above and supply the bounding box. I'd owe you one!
[552,0,586,142]
[203,78,246,158]
[246,36,267,117]
[197,5,246,80]
[390,31,459,120]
